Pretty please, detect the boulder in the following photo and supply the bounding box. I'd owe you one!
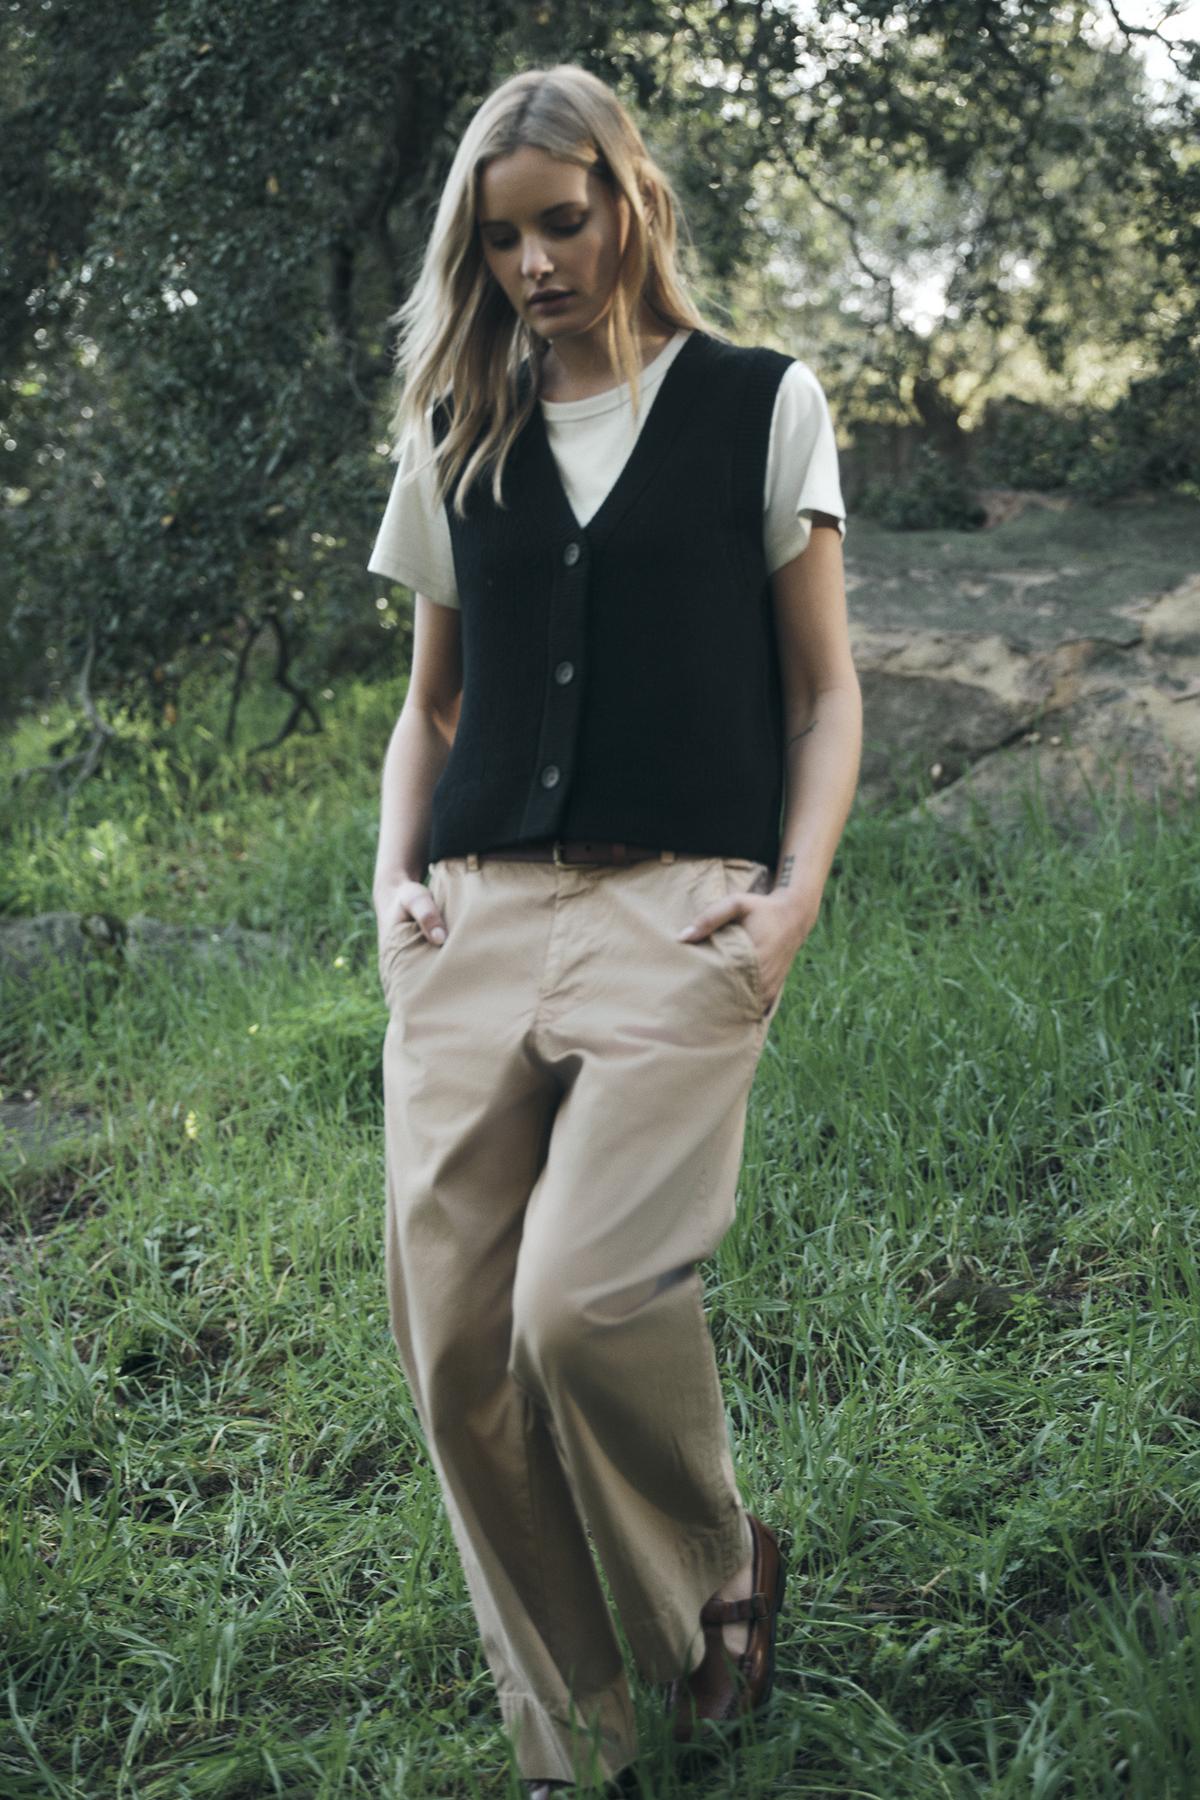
[848,502,1200,836]
[0,1096,105,1176]
[0,910,282,989]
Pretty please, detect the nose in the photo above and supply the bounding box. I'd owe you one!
[520,234,554,280]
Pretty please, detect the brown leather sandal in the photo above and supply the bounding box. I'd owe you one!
[664,1513,786,1745]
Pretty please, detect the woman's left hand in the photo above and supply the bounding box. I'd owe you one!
[677,884,821,1014]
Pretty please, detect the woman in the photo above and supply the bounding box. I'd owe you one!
[367,63,860,1798]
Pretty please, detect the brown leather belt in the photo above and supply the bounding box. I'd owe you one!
[472,839,669,867]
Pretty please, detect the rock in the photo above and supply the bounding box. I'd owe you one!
[0,911,283,989]
[123,913,281,967]
[918,1272,1081,1327]
[849,519,1200,834]
[0,911,109,983]
[858,669,1023,804]
[973,487,1074,530]
[0,1096,105,1176]
[0,1095,103,1154]
[925,677,1199,839]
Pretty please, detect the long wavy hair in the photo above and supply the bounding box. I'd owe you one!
[381,64,719,519]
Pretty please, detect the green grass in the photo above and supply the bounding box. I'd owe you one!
[2,664,1199,1798]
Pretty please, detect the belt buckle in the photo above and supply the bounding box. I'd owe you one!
[553,838,599,866]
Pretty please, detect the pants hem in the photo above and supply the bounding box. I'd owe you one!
[623,1501,753,1684]
[499,1683,640,1785]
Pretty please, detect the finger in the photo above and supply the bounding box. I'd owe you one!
[420,905,447,945]
[676,904,736,943]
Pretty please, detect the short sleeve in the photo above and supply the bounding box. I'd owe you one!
[763,361,847,575]
[366,421,460,610]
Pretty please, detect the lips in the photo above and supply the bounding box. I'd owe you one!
[529,290,572,307]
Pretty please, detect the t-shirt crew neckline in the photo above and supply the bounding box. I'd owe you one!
[538,329,693,420]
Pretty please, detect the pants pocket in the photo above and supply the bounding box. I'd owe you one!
[718,860,769,1015]
[378,861,450,1001]
[688,857,768,1020]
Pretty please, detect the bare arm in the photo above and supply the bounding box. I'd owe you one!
[769,515,861,935]
[372,594,463,927]
[675,516,860,1007]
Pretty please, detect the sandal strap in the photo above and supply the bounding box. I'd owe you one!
[699,1590,769,1624]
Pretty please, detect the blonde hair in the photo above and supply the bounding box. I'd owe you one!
[380,64,719,519]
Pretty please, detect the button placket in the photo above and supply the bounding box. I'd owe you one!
[519,536,588,839]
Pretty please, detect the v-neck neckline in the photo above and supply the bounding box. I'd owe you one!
[522,328,709,547]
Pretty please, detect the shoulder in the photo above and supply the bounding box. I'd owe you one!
[776,357,831,404]
[769,359,837,441]
[689,333,796,441]
[695,335,833,412]
[690,329,794,387]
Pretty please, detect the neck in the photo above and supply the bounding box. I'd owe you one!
[539,307,676,398]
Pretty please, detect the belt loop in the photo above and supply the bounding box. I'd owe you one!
[466,851,480,871]
[660,849,676,863]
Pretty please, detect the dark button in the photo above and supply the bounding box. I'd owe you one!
[554,660,575,685]
[540,764,560,788]
[563,541,581,567]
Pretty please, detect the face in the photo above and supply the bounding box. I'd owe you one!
[476,143,632,341]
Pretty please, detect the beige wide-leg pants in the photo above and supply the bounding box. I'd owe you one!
[379,849,782,1786]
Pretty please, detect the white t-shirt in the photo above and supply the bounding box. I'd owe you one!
[367,329,847,608]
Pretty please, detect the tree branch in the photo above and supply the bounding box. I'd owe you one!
[245,610,323,755]
[8,624,117,811]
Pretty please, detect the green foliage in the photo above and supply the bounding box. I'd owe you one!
[1073,361,1200,502]
[977,366,1200,503]
[0,665,406,934]
[0,0,516,732]
[1,0,1198,752]
[858,441,988,530]
[975,398,1099,493]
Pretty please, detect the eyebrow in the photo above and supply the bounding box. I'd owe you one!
[477,201,586,228]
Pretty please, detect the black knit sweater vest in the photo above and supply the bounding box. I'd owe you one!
[426,328,794,866]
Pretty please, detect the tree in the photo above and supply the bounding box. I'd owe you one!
[1,0,1196,789]
[1,0,518,779]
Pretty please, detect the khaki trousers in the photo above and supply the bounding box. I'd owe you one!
[379,850,782,1785]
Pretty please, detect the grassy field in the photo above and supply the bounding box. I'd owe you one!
[1,667,1198,1798]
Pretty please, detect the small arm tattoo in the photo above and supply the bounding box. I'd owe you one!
[774,854,795,890]
[787,721,816,750]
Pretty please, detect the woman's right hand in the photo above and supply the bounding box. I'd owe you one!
[376,877,447,949]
